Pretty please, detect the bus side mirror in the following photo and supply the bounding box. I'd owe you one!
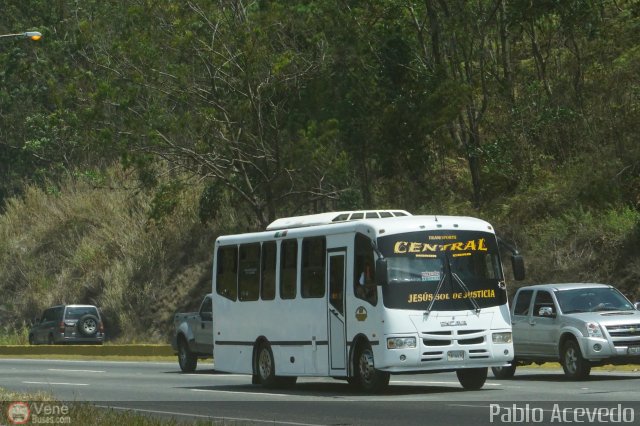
[512,255,525,281]
[375,258,388,286]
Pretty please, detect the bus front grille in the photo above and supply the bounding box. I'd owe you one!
[424,339,452,346]
[457,329,485,335]
[458,336,484,345]
[421,351,444,362]
[468,349,490,359]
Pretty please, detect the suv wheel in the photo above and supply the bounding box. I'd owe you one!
[561,340,591,380]
[77,314,99,337]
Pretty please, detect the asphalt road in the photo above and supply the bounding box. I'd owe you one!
[1,358,639,425]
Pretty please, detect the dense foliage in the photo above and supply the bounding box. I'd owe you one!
[1,0,639,340]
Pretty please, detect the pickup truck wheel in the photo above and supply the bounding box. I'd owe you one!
[178,338,198,373]
[353,343,390,393]
[561,340,590,380]
[491,364,516,379]
[256,343,278,387]
[457,368,488,390]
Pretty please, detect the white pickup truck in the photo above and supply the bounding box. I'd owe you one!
[171,294,213,372]
[493,283,640,380]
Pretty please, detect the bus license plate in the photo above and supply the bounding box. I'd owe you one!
[447,350,465,361]
[628,346,640,355]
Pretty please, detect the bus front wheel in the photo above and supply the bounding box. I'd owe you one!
[353,343,389,393]
[457,367,487,390]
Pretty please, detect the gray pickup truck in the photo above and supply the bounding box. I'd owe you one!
[171,294,213,372]
[493,283,640,380]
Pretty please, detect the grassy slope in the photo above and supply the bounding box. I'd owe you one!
[0,168,216,343]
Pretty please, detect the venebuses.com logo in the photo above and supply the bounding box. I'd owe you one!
[5,401,71,425]
[6,402,30,425]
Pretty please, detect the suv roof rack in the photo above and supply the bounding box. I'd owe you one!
[266,210,412,231]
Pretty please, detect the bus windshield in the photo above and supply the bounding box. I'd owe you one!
[377,230,507,311]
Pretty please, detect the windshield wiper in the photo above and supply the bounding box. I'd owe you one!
[424,269,447,320]
[445,255,481,313]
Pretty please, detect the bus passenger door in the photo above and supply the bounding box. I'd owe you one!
[327,251,347,374]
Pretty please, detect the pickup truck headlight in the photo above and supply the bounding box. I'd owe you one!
[586,322,603,338]
[387,337,416,349]
[492,332,512,344]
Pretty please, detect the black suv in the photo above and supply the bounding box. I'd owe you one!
[29,305,105,345]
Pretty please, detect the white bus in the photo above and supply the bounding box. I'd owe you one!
[211,210,525,392]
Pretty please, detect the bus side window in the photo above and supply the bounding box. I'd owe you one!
[261,241,276,300]
[216,246,238,301]
[301,237,326,298]
[239,243,260,301]
[280,239,297,300]
[354,233,377,305]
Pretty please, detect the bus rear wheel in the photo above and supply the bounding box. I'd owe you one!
[457,367,487,390]
[353,343,389,393]
[254,343,297,388]
[256,343,278,387]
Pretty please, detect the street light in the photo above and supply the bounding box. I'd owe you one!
[0,31,42,41]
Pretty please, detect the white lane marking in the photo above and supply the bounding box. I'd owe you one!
[180,373,246,377]
[0,358,176,366]
[48,368,106,373]
[23,381,89,386]
[390,379,501,386]
[191,388,294,397]
[94,405,327,426]
[448,404,488,408]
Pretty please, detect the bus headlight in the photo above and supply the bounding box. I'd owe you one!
[492,332,512,344]
[387,337,416,349]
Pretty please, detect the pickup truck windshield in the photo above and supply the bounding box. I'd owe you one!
[556,287,635,313]
[378,230,507,310]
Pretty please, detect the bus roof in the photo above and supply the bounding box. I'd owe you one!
[217,213,495,246]
[266,210,412,230]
